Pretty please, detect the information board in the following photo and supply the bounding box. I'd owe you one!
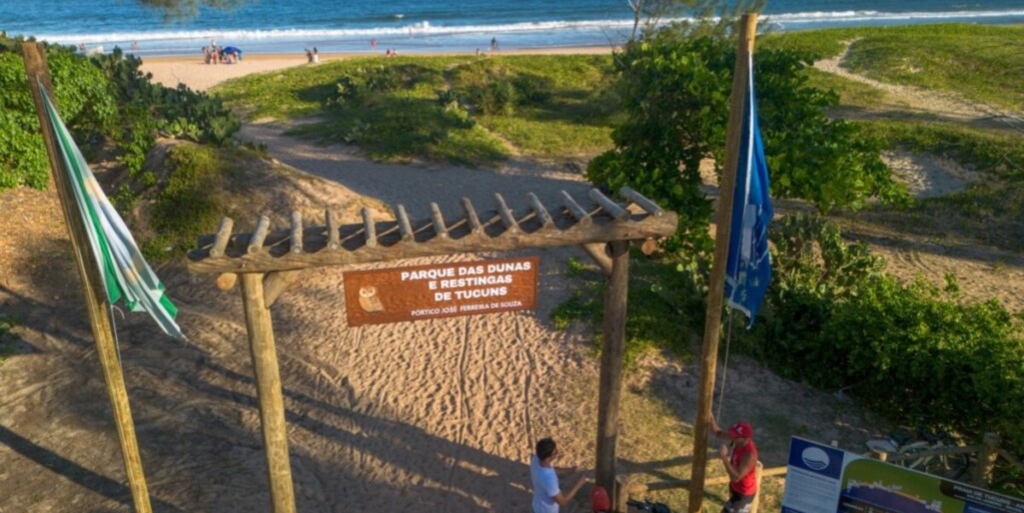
[342,256,539,326]
[783,437,1024,513]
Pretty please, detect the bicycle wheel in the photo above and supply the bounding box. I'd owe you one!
[923,452,970,481]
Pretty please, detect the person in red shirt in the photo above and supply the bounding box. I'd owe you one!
[711,417,759,513]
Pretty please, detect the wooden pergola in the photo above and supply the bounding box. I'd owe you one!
[186,187,678,513]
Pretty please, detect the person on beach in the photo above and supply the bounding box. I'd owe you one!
[490,36,498,51]
[312,47,319,63]
[710,417,759,513]
[530,437,589,513]
[370,38,377,50]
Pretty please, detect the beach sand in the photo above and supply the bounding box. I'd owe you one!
[141,47,613,91]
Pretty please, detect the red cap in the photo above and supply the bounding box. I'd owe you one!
[728,420,753,439]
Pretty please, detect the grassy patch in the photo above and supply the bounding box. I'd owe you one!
[847,119,1024,252]
[550,255,696,368]
[143,144,243,261]
[214,54,618,165]
[765,24,1024,112]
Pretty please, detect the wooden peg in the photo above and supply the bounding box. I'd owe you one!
[248,215,271,254]
[462,197,483,235]
[589,188,629,221]
[289,211,303,254]
[210,217,234,257]
[361,208,378,248]
[397,205,414,242]
[430,202,448,238]
[495,193,519,232]
[560,190,591,226]
[528,192,554,229]
[620,186,664,216]
[326,209,340,250]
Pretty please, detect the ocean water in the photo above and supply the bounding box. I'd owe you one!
[1,0,1022,57]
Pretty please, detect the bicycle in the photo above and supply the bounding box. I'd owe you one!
[626,499,672,513]
[865,427,970,480]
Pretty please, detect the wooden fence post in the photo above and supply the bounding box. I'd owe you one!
[596,241,630,490]
[240,273,297,513]
[750,461,764,513]
[869,448,889,463]
[972,432,1000,487]
[615,473,632,513]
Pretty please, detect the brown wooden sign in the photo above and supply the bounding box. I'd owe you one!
[343,256,539,326]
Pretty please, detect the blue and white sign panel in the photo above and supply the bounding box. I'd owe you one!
[782,437,1024,513]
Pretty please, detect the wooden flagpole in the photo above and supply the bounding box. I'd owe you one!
[21,43,153,513]
[688,13,759,513]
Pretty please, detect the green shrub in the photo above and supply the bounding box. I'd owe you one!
[0,39,118,189]
[146,144,229,259]
[335,65,401,104]
[478,79,518,116]
[747,214,1024,485]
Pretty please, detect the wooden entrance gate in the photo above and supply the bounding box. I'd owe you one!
[187,188,677,512]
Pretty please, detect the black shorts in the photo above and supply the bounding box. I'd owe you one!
[721,490,754,513]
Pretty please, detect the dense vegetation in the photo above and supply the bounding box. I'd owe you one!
[0,35,240,200]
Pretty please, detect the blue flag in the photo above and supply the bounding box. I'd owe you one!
[725,53,773,327]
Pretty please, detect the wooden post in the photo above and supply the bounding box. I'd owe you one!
[21,42,153,513]
[614,474,632,513]
[596,240,630,490]
[750,461,764,513]
[972,432,1000,487]
[689,13,759,513]
[240,273,297,513]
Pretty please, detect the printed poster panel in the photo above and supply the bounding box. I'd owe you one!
[343,256,538,326]
[783,437,1024,513]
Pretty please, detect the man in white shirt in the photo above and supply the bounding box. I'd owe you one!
[530,437,589,513]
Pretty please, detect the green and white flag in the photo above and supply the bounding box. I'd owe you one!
[40,84,185,340]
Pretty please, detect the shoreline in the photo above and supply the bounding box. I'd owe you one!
[140,46,615,92]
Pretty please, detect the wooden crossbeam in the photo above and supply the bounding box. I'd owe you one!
[187,188,678,275]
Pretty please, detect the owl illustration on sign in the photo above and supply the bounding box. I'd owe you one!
[358,285,384,313]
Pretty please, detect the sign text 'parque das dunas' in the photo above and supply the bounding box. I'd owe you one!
[342,256,539,326]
